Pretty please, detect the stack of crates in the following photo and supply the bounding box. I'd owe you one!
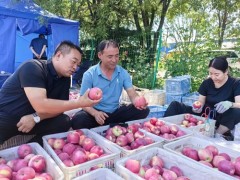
[182,92,200,106]
[165,75,191,105]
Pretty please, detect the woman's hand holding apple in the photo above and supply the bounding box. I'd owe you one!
[192,101,203,113]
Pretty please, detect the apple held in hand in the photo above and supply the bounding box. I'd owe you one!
[88,87,102,100]
[135,96,147,107]
[193,101,202,109]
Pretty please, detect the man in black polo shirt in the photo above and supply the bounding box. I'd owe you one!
[0,41,100,146]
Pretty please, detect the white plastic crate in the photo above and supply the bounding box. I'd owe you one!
[162,114,216,137]
[126,118,193,144]
[163,136,240,180]
[90,125,164,158]
[0,142,64,180]
[42,129,121,180]
[73,168,124,180]
[115,147,228,180]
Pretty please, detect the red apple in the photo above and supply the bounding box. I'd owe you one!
[218,152,231,161]
[184,113,192,121]
[135,96,147,107]
[116,135,128,147]
[125,159,140,173]
[218,160,235,175]
[198,148,213,162]
[90,145,104,156]
[82,138,96,151]
[182,120,189,126]
[63,159,74,167]
[150,117,158,125]
[88,87,102,100]
[67,131,80,144]
[160,125,170,134]
[58,152,70,161]
[37,173,53,180]
[87,153,99,160]
[105,134,116,143]
[75,129,84,136]
[0,158,6,165]
[169,125,179,135]
[155,120,165,126]
[235,161,240,176]
[144,168,159,179]
[199,160,213,167]
[79,135,87,146]
[205,145,219,157]
[192,101,202,109]
[24,154,35,163]
[162,169,178,180]
[197,120,204,125]
[28,155,46,173]
[71,150,87,165]
[112,125,123,137]
[170,166,183,177]
[62,143,76,155]
[125,132,134,144]
[134,131,145,139]
[47,138,55,148]
[149,156,164,168]
[53,138,65,150]
[13,159,28,172]
[15,167,35,180]
[212,155,226,168]
[0,164,12,179]
[17,144,33,159]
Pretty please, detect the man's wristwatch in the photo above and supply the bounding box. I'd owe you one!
[32,113,40,123]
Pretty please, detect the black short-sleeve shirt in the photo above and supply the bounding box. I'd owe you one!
[0,60,70,119]
[198,76,240,108]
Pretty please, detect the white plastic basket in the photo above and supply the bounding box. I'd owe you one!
[163,136,239,180]
[0,142,64,180]
[42,129,121,180]
[90,125,164,158]
[73,168,124,180]
[115,147,228,180]
[162,114,216,137]
[126,118,193,144]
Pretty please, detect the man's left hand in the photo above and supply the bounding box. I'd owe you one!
[17,114,36,133]
[214,101,233,113]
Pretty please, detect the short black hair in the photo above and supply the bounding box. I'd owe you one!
[97,39,119,52]
[208,56,228,73]
[39,34,45,38]
[54,41,83,56]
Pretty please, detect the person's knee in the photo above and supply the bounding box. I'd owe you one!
[57,114,71,131]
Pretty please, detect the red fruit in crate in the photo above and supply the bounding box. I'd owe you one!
[176,130,186,137]
[127,124,139,134]
[82,138,96,151]
[67,131,80,144]
[199,160,213,167]
[184,113,192,120]
[28,155,46,173]
[0,164,12,179]
[138,167,146,178]
[62,143,76,156]
[112,125,123,137]
[235,161,240,176]
[198,148,213,162]
[17,144,33,159]
[71,150,87,165]
[38,172,53,180]
[53,138,65,150]
[15,167,35,180]
[149,156,164,168]
[88,87,102,100]
[169,125,179,135]
[144,168,159,179]
[155,120,165,126]
[170,166,183,177]
[75,129,84,136]
[116,135,128,147]
[63,159,74,167]
[160,125,170,134]
[134,131,145,139]
[47,138,56,148]
[135,96,147,107]
[144,136,154,145]
[58,152,70,161]
[88,153,99,160]
[150,117,158,125]
[125,132,134,144]
[212,155,226,168]
[197,120,204,125]
[218,152,231,161]
[189,117,198,124]
[0,157,6,165]
[90,145,104,156]
[125,159,140,173]
[218,160,235,175]
[79,135,87,146]
[162,170,178,180]
[105,134,116,143]
[193,101,202,109]
[135,138,147,146]
[13,159,28,172]
[205,145,219,157]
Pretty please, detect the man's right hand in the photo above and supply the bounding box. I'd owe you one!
[93,111,109,125]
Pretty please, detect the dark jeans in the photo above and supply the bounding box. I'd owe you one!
[0,114,71,146]
[71,104,150,129]
[164,101,240,130]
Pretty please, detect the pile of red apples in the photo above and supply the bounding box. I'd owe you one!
[181,145,240,178]
[0,144,52,180]
[181,113,204,127]
[141,117,187,140]
[47,130,108,168]
[104,124,155,150]
[125,155,190,180]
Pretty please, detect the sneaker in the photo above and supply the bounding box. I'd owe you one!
[223,131,234,141]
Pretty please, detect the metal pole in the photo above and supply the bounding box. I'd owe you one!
[152,29,163,89]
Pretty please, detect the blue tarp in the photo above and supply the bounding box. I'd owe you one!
[0,0,80,73]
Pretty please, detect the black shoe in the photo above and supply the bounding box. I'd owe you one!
[222,131,234,141]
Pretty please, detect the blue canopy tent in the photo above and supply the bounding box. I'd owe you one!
[0,0,80,73]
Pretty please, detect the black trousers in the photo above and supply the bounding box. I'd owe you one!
[0,114,71,146]
[71,104,150,130]
[164,101,240,130]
